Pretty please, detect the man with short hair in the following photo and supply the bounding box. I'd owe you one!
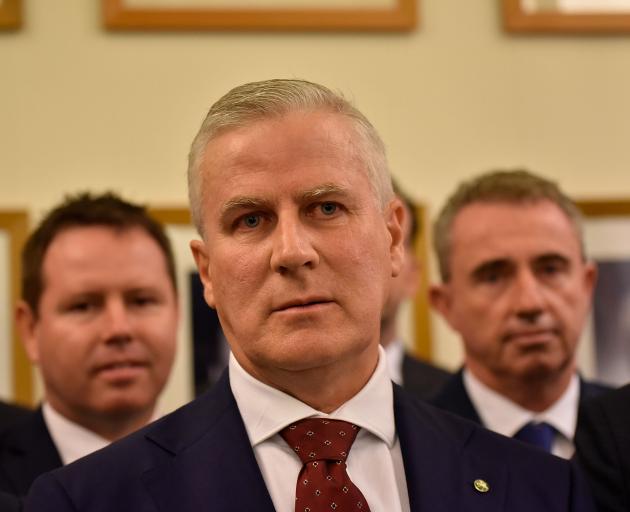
[430,169,609,458]
[26,81,594,512]
[381,183,450,399]
[0,193,179,497]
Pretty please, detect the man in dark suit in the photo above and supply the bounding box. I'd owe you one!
[26,80,595,512]
[0,194,179,497]
[430,170,608,459]
[0,402,29,434]
[575,383,630,512]
[381,182,450,400]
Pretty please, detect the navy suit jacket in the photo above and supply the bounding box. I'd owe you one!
[0,402,30,436]
[401,353,451,401]
[431,369,611,434]
[575,383,630,512]
[0,408,63,497]
[25,371,595,512]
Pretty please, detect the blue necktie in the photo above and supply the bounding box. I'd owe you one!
[513,422,555,453]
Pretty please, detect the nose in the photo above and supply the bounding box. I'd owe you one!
[270,214,319,274]
[102,297,133,347]
[512,270,546,323]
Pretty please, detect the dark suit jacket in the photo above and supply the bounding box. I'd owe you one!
[431,369,611,438]
[24,370,595,512]
[575,383,630,512]
[0,402,30,435]
[401,353,451,401]
[0,409,62,497]
[0,490,21,512]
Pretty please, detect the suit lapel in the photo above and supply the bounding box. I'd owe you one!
[395,386,508,512]
[141,373,275,512]
[430,369,482,424]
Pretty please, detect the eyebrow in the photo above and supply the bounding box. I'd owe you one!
[220,197,273,218]
[299,183,350,202]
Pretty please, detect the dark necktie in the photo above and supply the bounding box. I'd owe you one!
[280,418,371,512]
[513,421,555,453]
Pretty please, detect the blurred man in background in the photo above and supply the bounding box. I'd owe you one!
[381,182,450,399]
[0,193,179,497]
[0,401,30,434]
[430,169,609,458]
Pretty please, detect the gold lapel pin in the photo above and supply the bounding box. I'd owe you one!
[473,479,490,493]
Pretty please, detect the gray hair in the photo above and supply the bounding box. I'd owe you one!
[187,79,393,235]
[433,169,585,282]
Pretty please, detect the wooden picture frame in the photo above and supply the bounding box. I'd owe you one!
[0,0,21,29]
[576,199,630,386]
[102,0,416,31]
[0,211,32,406]
[503,0,630,33]
[411,202,432,361]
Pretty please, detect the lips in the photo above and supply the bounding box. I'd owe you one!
[504,328,558,344]
[272,297,334,313]
[92,360,149,381]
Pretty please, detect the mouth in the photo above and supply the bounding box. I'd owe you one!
[93,360,149,381]
[273,297,335,314]
[504,329,558,345]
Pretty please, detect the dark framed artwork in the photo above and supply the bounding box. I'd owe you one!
[0,211,31,406]
[0,0,21,29]
[102,0,416,31]
[577,199,630,386]
[503,0,630,33]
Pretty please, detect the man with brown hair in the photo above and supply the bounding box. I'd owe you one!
[430,169,609,458]
[0,193,179,497]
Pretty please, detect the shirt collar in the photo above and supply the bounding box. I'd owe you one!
[229,345,395,448]
[384,339,404,386]
[42,402,110,465]
[463,369,579,441]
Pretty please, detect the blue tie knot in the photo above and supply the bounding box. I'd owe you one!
[513,422,555,453]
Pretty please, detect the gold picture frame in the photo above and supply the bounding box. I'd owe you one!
[503,0,630,33]
[0,211,32,406]
[103,0,416,31]
[0,0,21,29]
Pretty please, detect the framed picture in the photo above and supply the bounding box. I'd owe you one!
[102,0,416,31]
[503,0,630,33]
[0,0,21,29]
[148,208,230,413]
[577,199,630,386]
[411,202,433,361]
[0,211,32,406]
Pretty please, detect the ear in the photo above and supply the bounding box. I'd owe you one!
[385,198,406,278]
[190,239,216,309]
[15,301,41,364]
[582,260,598,299]
[429,282,458,331]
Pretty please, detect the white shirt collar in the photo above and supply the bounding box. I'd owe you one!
[229,345,395,448]
[384,339,404,386]
[463,369,579,442]
[42,402,110,465]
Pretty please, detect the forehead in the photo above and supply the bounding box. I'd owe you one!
[200,111,370,200]
[42,225,171,292]
[449,200,582,266]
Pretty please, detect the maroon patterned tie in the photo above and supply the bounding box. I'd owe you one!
[280,418,371,512]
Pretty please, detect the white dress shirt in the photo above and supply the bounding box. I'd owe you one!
[42,402,110,465]
[463,369,580,459]
[229,346,410,512]
[384,338,405,386]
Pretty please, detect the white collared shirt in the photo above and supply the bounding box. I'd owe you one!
[229,346,410,512]
[463,369,580,459]
[384,338,405,386]
[42,402,110,465]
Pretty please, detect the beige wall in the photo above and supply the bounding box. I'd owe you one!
[2,0,630,405]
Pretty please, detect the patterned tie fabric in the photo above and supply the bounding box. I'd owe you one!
[513,421,555,453]
[280,418,371,512]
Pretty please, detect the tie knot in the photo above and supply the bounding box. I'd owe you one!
[280,418,360,464]
[513,421,555,452]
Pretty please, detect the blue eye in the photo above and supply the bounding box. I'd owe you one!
[320,202,337,215]
[243,215,260,228]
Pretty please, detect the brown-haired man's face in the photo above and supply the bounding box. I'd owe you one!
[17,226,178,427]
[430,200,596,385]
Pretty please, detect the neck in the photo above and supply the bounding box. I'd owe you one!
[241,345,380,413]
[380,318,396,349]
[466,359,576,412]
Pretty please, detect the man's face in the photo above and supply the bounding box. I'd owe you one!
[430,200,596,384]
[191,110,403,385]
[18,226,178,424]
